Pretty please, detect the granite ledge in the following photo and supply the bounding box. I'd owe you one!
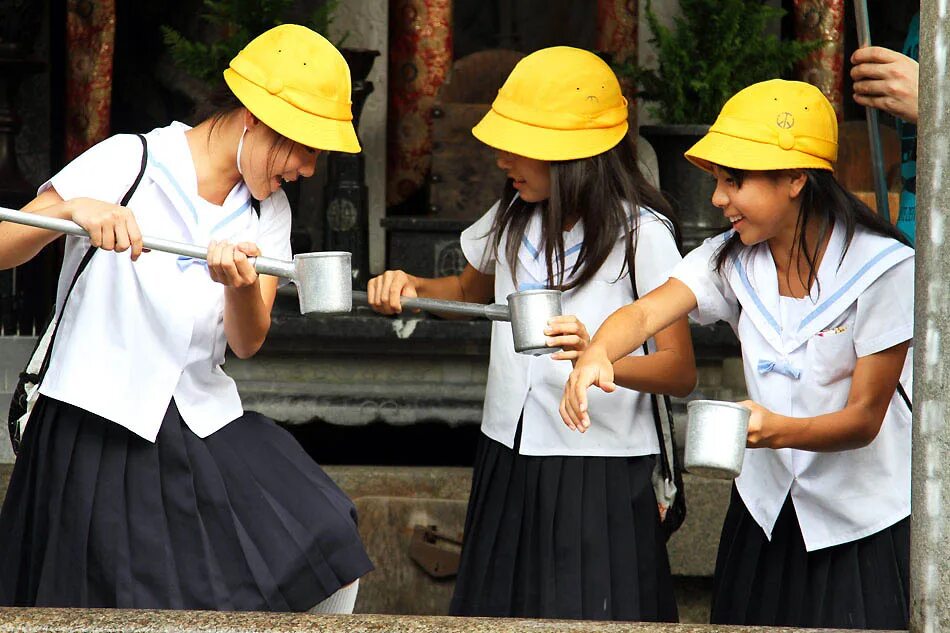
[0,608,898,633]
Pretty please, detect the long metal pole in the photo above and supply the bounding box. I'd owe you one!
[854,0,891,221]
[910,3,950,632]
[351,290,510,321]
[0,206,296,279]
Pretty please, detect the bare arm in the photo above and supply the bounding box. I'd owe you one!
[0,188,145,269]
[560,278,698,430]
[366,263,495,317]
[208,241,278,359]
[746,340,909,451]
[612,316,696,398]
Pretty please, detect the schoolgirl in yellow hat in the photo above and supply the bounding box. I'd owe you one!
[0,25,371,612]
[367,46,694,622]
[565,79,914,629]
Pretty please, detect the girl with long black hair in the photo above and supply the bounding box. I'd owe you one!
[564,79,914,629]
[367,46,694,622]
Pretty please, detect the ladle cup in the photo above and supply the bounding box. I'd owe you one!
[684,400,751,479]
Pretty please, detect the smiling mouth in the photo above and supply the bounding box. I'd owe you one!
[727,214,744,225]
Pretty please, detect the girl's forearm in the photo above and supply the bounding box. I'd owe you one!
[224,282,271,358]
[766,405,884,452]
[588,302,653,362]
[0,198,73,270]
[613,350,695,398]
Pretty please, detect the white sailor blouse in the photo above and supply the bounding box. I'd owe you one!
[38,123,292,442]
[461,199,682,457]
[672,222,914,551]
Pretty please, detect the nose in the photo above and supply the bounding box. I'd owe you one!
[711,180,729,209]
[496,151,513,170]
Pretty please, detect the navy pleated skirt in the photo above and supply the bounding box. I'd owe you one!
[449,426,678,622]
[0,396,373,611]
[711,486,909,629]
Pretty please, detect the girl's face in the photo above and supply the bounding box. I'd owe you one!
[495,151,551,203]
[711,166,804,246]
[241,115,319,200]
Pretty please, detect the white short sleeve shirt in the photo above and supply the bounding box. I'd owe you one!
[461,200,683,457]
[38,123,292,441]
[671,224,914,550]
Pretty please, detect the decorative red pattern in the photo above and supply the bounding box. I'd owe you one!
[64,0,116,162]
[793,0,845,121]
[387,0,453,207]
[596,0,638,144]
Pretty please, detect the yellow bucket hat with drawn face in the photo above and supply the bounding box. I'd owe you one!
[472,46,629,161]
[224,24,360,153]
[685,79,837,173]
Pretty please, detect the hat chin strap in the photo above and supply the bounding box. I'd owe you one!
[236,124,248,176]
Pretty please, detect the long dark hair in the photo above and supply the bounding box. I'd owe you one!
[714,168,911,295]
[489,134,680,291]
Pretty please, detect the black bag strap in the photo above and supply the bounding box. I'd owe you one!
[628,266,676,483]
[36,134,148,382]
[897,382,912,412]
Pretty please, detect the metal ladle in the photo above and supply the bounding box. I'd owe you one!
[351,288,563,356]
[0,206,352,315]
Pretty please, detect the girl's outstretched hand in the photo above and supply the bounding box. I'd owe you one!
[69,197,145,261]
[367,269,419,315]
[560,345,616,433]
[546,315,590,365]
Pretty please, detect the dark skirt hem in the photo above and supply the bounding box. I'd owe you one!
[710,486,909,630]
[449,428,678,622]
[0,396,372,611]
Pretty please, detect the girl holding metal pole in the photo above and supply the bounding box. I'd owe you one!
[0,25,371,612]
[367,47,695,622]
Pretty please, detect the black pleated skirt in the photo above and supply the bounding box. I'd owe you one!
[449,426,678,622]
[711,486,909,630]
[0,396,373,611]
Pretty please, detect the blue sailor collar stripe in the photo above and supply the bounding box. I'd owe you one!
[144,128,258,270]
[727,222,913,355]
[515,204,660,292]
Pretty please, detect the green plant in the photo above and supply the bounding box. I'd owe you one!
[619,0,821,125]
[162,0,347,85]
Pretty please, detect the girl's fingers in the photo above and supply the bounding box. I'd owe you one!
[551,350,578,361]
[546,334,582,349]
[559,397,578,432]
[126,215,144,261]
[113,222,131,253]
[388,279,405,313]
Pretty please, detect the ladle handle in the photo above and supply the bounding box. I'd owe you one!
[352,291,510,322]
[0,206,296,279]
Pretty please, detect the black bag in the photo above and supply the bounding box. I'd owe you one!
[630,262,687,539]
[7,134,148,454]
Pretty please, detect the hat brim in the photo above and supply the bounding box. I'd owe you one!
[472,109,628,161]
[224,69,361,154]
[685,131,833,174]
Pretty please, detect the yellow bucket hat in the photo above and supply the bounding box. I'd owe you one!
[472,46,629,161]
[685,79,838,173]
[224,24,360,153]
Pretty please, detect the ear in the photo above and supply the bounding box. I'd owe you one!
[787,170,807,199]
[242,108,260,128]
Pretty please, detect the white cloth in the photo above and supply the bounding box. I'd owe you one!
[38,123,292,441]
[308,580,360,614]
[671,222,914,551]
[461,200,682,457]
